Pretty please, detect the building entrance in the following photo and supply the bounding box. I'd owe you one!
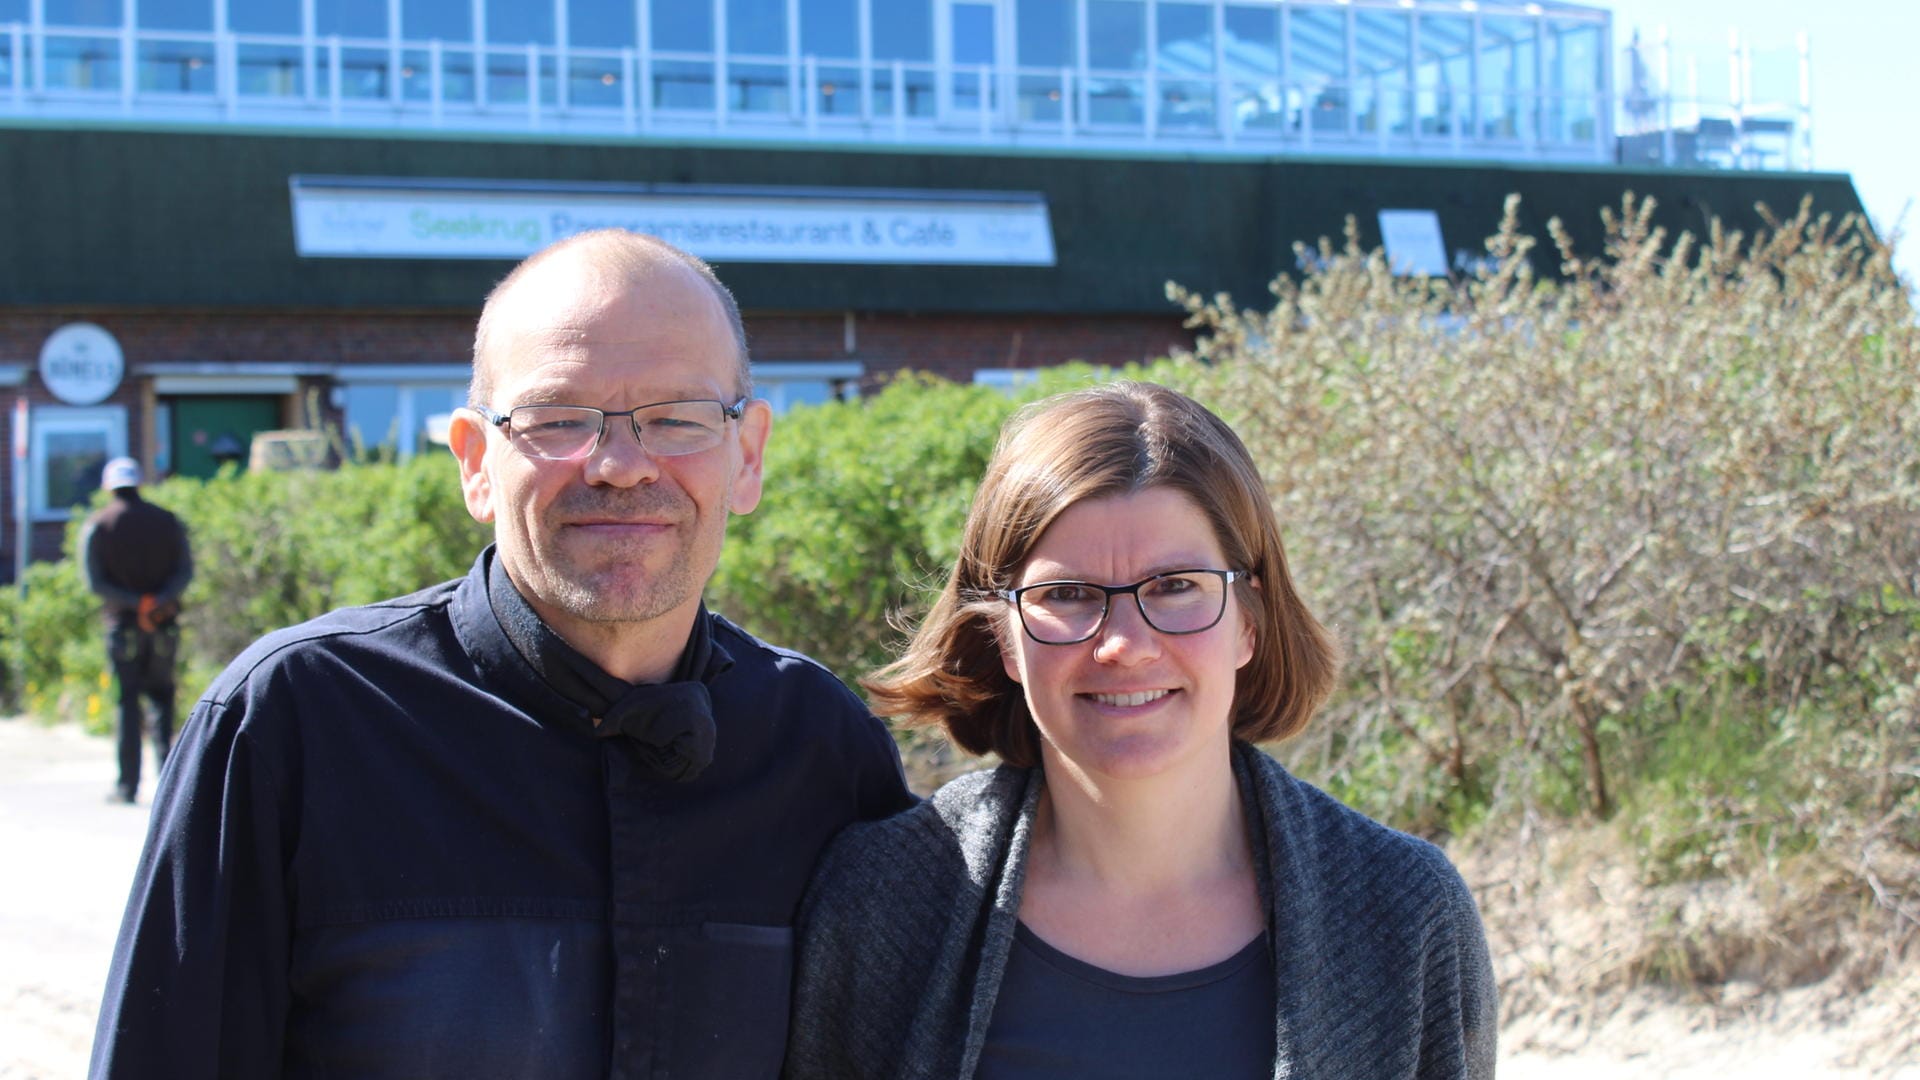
[166,396,282,479]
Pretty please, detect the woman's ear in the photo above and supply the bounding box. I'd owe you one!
[1236,575,1261,669]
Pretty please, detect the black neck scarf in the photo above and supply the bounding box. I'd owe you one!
[487,557,725,782]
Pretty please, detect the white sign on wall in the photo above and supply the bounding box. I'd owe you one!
[38,322,125,405]
[290,177,1057,266]
[1377,209,1449,277]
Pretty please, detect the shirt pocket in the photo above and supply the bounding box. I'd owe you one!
[663,922,794,1079]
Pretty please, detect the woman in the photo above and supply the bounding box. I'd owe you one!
[785,382,1496,1079]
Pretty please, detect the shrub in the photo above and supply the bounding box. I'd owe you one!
[712,372,1027,683]
[3,454,490,718]
[1169,194,1918,940]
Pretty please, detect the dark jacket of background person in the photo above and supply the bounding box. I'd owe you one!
[786,741,1498,1080]
[80,487,193,627]
[89,549,913,1079]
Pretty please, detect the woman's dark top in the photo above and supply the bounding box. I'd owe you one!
[976,922,1275,1079]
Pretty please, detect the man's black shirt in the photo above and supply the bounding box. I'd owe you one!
[90,548,914,1079]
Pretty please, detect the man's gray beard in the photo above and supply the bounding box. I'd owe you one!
[522,482,706,626]
[540,549,698,626]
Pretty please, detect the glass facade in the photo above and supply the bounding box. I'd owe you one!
[0,1,1802,170]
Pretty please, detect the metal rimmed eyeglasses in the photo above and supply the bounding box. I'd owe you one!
[474,398,747,461]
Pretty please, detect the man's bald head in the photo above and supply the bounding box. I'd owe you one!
[469,230,750,410]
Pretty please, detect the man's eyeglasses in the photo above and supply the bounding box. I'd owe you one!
[475,398,747,461]
[997,569,1246,646]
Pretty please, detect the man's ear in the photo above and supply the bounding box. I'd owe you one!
[446,409,496,524]
[726,399,773,515]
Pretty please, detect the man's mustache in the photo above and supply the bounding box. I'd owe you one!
[551,484,691,521]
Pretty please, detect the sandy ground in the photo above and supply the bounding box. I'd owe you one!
[2,714,1916,1078]
[0,718,152,1079]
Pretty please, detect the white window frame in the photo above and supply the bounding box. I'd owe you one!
[753,360,864,413]
[334,365,471,461]
[971,367,1039,393]
[31,404,128,522]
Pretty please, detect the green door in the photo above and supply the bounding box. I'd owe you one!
[169,396,283,479]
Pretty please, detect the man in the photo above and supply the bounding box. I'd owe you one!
[90,232,914,1078]
[79,455,193,805]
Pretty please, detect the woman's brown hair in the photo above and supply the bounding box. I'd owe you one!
[863,381,1340,767]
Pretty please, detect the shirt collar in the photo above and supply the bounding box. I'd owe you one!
[450,547,735,732]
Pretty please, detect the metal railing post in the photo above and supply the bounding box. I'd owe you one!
[429,38,443,126]
[977,62,989,138]
[637,40,651,131]
[1657,26,1672,166]
[119,18,133,110]
[8,23,22,106]
[221,30,237,116]
[893,58,905,140]
[526,41,538,128]
[1796,30,1812,170]
[327,33,340,121]
[29,11,43,96]
[804,53,817,135]
[622,46,635,133]
[1059,65,1070,139]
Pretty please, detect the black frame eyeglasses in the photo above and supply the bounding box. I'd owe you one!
[475,398,747,461]
[997,569,1247,646]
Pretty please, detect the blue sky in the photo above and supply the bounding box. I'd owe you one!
[1596,0,1917,286]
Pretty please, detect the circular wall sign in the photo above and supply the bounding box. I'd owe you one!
[38,322,125,405]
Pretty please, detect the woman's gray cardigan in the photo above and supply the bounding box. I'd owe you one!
[784,741,1497,1079]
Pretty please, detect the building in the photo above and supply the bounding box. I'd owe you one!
[0,0,1865,572]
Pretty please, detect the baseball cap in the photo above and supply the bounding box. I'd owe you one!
[100,457,143,490]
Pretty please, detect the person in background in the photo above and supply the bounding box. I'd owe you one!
[786,381,1496,1079]
[80,455,192,806]
[89,231,913,1079]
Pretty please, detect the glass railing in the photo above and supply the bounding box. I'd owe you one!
[0,21,1806,170]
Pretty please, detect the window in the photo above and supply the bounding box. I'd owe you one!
[1224,5,1279,131]
[44,0,117,27]
[31,405,127,521]
[728,0,789,113]
[139,0,211,31]
[1016,0,1072,67]
[568,0,637,48]
[1015,0,1073,124]
[653,3,715,109]
[488,0,551,45]
[1545,19,1602,142]
[800,0,858,59]
[1156,2,1213,129]
[972,368,1039,394]
[405,0,469,41]
[753,362,862,414]
[1290,4,1347,133]
[1352,9,1409,136]
[342,382,466,461]
[316,0,385,38]
[1416,14,1472,137]
[231,0,299,33]
[43,0,121,92]
[1480,15,1537,141]
[873,0,932,62]
[1086,0,1145,125]
[233,0,303,96]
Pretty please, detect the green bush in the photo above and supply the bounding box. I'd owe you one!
[3,453,490,720]
[0,517,108,729]
[714,372,1024,683]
